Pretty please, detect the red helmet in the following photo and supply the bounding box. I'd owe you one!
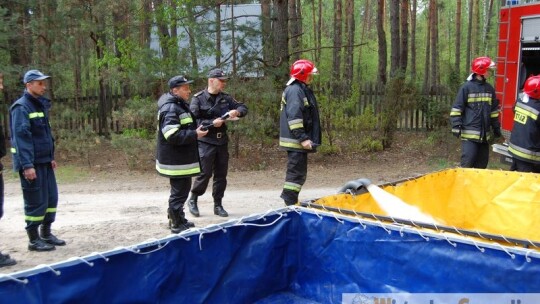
[471,56,495,76]
[290,59,319,83]
[524,75,540,99]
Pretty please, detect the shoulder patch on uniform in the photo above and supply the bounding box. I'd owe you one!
[193,91,203,97]
[221,91,230,96]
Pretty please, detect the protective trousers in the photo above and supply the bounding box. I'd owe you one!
[460,140,489,168]
[512,158,540,173]
[169,177,192,214]
[191,142,229,203]
[281,151,308,205]
[19,163,58,230]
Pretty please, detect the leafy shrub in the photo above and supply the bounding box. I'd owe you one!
[111,129,155,170]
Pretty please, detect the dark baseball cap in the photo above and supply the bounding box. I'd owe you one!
[207,69,228,80]
[168,75,193,89]
[23,70,51,84]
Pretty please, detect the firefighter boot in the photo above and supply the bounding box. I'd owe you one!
[214,202,228,217]
[168,208,195,234]
[0,252,16,268]
[40,224,67,246]
[187,194,200,217]
[27,227,55,252]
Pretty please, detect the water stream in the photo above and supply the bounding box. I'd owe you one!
[365,184,440,225]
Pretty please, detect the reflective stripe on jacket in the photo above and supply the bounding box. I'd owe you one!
[279,80,321,152]
[9,92,55,171]
[450,77,500,142]
[156,92,201,178]
[509,97,540,164]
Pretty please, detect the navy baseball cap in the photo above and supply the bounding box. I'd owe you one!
[23,70,51,84]
[168,75,193,89]
[207,69,228,80]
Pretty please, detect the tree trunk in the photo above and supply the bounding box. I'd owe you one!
[389,0,400,78]
[357,0,371,80]
[400,0,409,73]
[344,0,355,85]
[289,0,301,62]
[230,1,236,74]
[216,2,222,66]
[332,0,343,85]
[410,0,417,80]
[273,0,289,79]
[466,0,473,68]
[430,0,438,92]
[472,0,480,56]
[422,0,431,94]
[377,0,387,84]
[261,0,272,65]
[317,0,322,63]
[455,0,462,75]
[482,0,495,55]
[311,0,319,63]
[187,3,199,73]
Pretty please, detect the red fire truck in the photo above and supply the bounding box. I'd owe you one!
[493,0,540,163]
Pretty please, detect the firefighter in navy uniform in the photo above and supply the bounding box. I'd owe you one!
[156,75,208,233]
[10,70,66,252]
[279,59,321,206]
[187,69,248,218]
[450,56,502,168]
[509,75,540,173]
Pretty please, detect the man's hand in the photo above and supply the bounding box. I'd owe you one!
[213,118,224,128]
[196,125,209,138]
[228,110,240,118]
[452,126,462,138]
[51,160,57,170]
[23,167,36,181]
[301,139,313,150]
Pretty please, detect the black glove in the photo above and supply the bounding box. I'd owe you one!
[493,128,502,138]
[452,126,462,138]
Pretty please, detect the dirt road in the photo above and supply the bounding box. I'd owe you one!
[0,150,435,274]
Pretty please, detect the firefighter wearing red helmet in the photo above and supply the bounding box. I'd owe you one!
[508,75,540,172]
[279,59,321,205]
[450,56,501,168]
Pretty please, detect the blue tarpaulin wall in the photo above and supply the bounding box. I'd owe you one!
[0,209,539,303]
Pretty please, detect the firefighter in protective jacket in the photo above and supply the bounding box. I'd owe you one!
[279,59,322,206]
[156,75,208,233]
[450,56,501,168]
[509,75,540,172]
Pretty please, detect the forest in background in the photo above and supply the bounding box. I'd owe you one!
[0,0,505,168]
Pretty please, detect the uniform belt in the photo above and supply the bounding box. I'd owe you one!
[216,132,223,139]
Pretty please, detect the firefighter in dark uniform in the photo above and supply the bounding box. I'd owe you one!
[279,59,321,206]
[187,69,248,217]
[10,70,66,252]
[450,56,502,168]
[0,72,16,266]
[156,75,208,233]
[509,75,540,173]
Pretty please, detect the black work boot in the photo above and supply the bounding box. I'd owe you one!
[187,194,200,217]
[0,252,17,268]
[214,203,228,217]
[168,208,195,234]
[27,227,55,252]
[40,224,67,246]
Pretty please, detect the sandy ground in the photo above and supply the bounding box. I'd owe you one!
[0,156,435,275]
